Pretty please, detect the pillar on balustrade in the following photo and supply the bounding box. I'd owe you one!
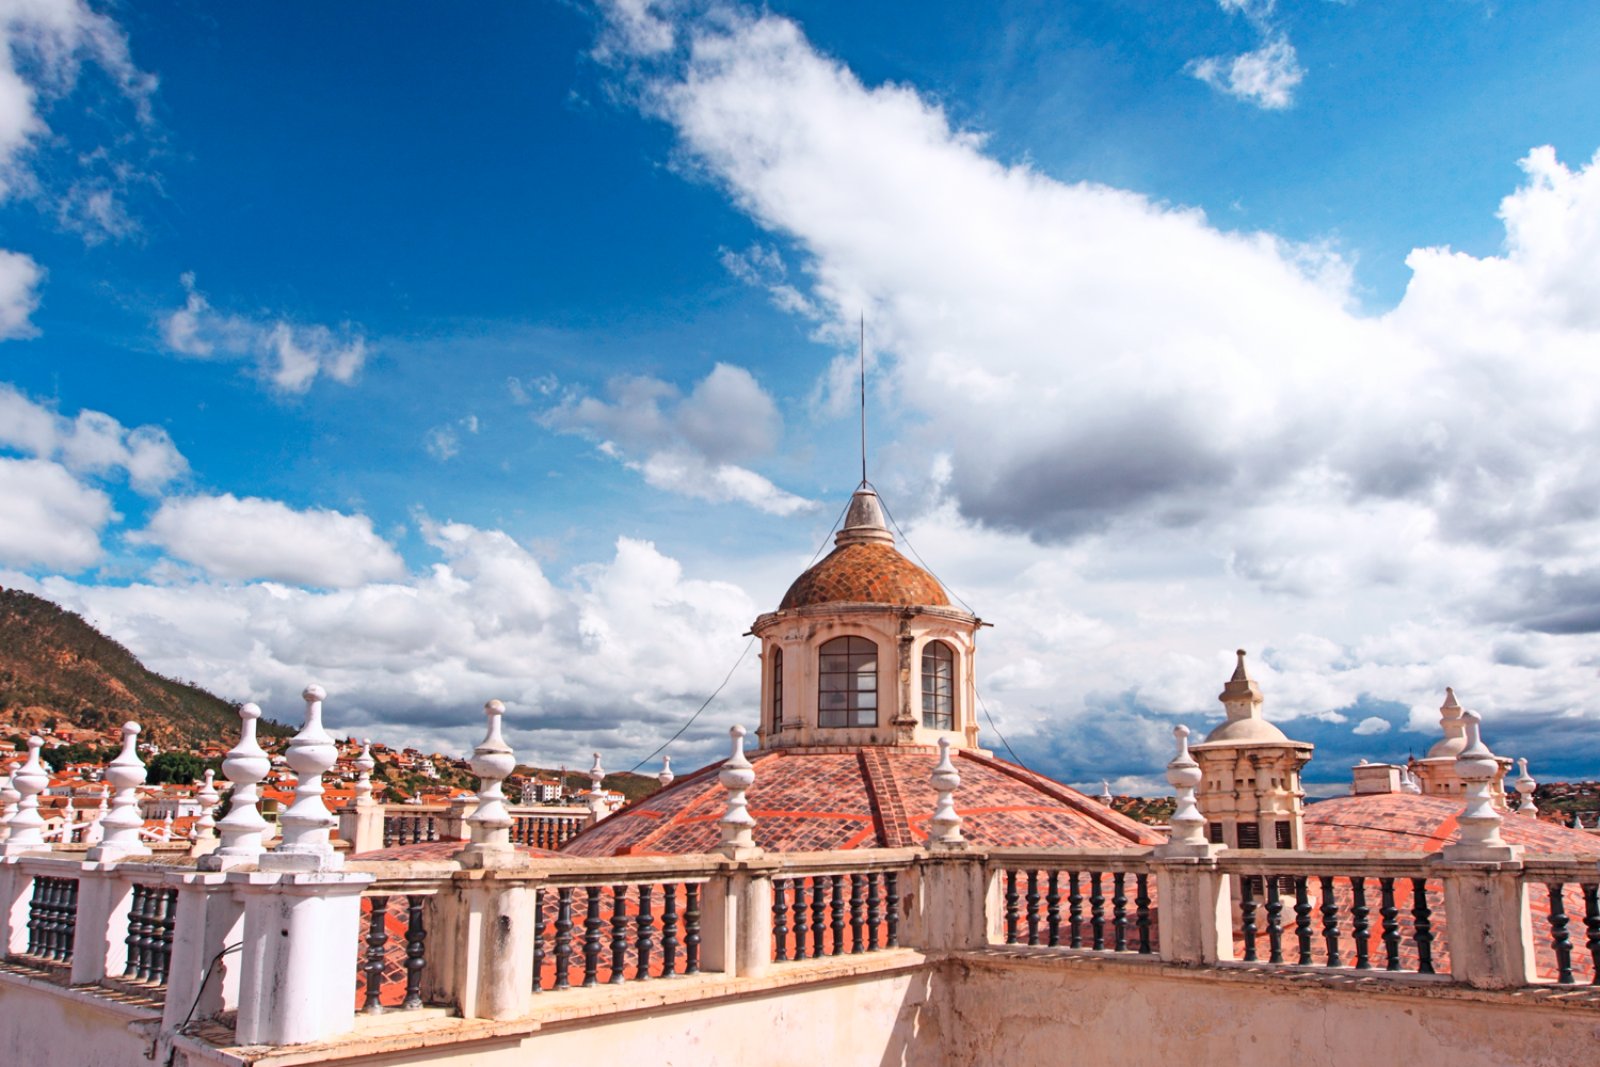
[188,770,221,858]
[457,700,527,870]
[338,739,385,854]
[260,685,341,873]
[0,761,19,844]
[1513,758,1538,817]
[84,723,151,862]
[232,685,374,1046]
[584,752,609,826]
[159,870,246,1045]
[697,723,774,980]
[1152,724,1233,965]
[200,703,271,872]
[81,785,107,845]
[926,736,965,850]
[1437,710,1534,989]
[1,739,50,857]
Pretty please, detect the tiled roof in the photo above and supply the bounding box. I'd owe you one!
[350,840,557,860]
[1304,793,1600,853]
[779,542,948,610]
[562,746,1163,857]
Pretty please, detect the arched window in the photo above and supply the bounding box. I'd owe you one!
[921,640,955,730]
[818,636,877,728]
[771,647,784,729]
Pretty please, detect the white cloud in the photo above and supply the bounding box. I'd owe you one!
[15,526,759,772]
[1188,34,1304,111]
[425,415,480,461]
[0,456,112,570]
[1353,716,1392,736]
[159,273,370,394]
[0,382,187,493]
[0,248,41,338]
[543,361,814,514]
[134,494,407,588]
[0,0,158,238]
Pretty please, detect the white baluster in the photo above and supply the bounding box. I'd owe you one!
[201,702,272,870]
[261,685,342,871]
[716,725,760,858]
[927,736,965,848]
[86,723,151,861]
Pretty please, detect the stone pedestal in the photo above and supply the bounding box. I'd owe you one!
[68,863,136,984]
[232,869,373,1046]
[338,803,386,855]
[1438,861,1535,989]
[1153,856,1234,965]
[161,871,246,1034]
[449,876,537,1021]
[905,852,992,951]
[701,861,775,978]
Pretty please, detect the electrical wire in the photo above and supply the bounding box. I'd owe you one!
[626,635,756,774]
[163,941,243,1066]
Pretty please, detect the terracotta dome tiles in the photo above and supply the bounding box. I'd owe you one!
[779,542,949,610]
[1304,793,1600,853]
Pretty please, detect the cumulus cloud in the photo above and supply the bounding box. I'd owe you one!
[543,362,814,514]
[0,382,187,492]
[15,525,759,771]
[586,4,1600,783]
[133,494,407,588]
[160,273,369,394]
[0,248,42,339]
[1353,716,1392,736]
[425,415,479,461]
[0,457,113,570]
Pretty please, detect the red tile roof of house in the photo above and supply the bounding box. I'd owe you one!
[1304,793,1600,853]
[563,746,1162,857]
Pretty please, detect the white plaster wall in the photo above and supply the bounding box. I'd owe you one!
[0,976,157,1067]
[939,956,1600,1067]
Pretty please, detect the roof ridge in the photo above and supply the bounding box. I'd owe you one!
[859,748,914,848]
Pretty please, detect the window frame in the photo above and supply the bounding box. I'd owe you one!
[771,647,784,729]
[920,639,956,730]
[817,635,878,728]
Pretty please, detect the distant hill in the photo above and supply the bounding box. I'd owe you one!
[0,587,290,749]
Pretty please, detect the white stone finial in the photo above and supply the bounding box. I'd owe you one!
[658,755,675,789]
[195,769,220,837]
[86,722,152,860]
[1514,757,1538,817]
[204,702,272,869]
[259,685,342,871]
[588,752,605,792]
[0,761,20,845]
[926,736,965,849]
[1442,710,1519,861]
[161,812,175,841]
[716,724,760,857]
[82,783,108,845]
[1,743,48,856]
[584,752,611,825]
[1098,779,1114,807]
[462,699,516,861]
[1156,725,1215,857]
[353,739,375,806]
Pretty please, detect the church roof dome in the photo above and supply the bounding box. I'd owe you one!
[777,486,948,610]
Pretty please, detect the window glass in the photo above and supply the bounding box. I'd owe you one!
[921,641,955,730]
[818,636,877,727]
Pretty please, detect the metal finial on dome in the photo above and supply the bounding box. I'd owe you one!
[835,485,895,547]
[1231,649,1250,682]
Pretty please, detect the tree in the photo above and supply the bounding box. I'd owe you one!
[146,751,205,785]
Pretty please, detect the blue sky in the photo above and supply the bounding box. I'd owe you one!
[2,0,1599,792]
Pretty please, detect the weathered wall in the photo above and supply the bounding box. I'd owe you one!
[939,954,1600,1067]
[0,973,158,1067]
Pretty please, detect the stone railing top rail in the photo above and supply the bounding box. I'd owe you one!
[1214,849,1463,876]
[982,847,1156,871]
[1519,856,1600,881]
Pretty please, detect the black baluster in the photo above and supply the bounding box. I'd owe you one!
[866,874,881,951]
[684,883,701,975]
[1577,883,1600,987]
[1265,878,1284,964]
[1046,872,1062,947]
[139,886,158,981]
[1320,875,1341,967]
[636,884,655,978]
[1067,872,1083,949]
[1004,870,1020,945]
[383,818,394,848]
[1294,877,1313,964]
[1026,870,1041,946]
[886,872,900,947]
[1351,877,1370,970]
[402,896,427,1009]
[1089,872,1105,950]
[26,880,45,956]
[1379,878,1400,971]
[531,887,546,993]
[64,878,78,962]
[610,885,629,984]
[553,887,573,989]
[830,875,846,956]
[153,890,176,985]
[123,885,145,979]
[810,877,827,959]
[426,815,437,843]
[1112,873,1128,952]
[1411,877,1434,975]
[772,880,789,962]
[363,896,389,1013]
[583,887,603,987]
[1549,883,1574,984]
[793,879,810,959]
[850,874,866,953]
[1240,876,1258,962]
[1135,873,1152,955]
[661,883,679,974]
